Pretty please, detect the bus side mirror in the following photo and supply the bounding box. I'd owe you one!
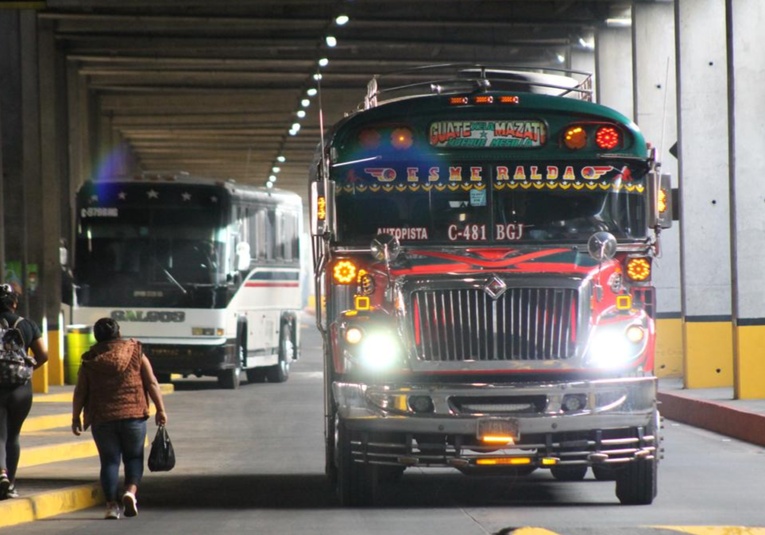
[648,172,673,229]
[310,180,335,237]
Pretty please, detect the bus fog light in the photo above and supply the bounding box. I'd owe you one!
[562,394,587,412]
[408,395,434,413]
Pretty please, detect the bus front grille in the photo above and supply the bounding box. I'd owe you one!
[410,286,579,362]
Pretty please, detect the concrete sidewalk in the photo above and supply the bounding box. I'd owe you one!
[3,379,765,528]
[1,383,173,529]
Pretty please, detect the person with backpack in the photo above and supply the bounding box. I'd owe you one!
[0,283,49,500]
[71,317,168,520]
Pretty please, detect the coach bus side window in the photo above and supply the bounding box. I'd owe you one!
[275,210,299,262]
[252,206,276,262]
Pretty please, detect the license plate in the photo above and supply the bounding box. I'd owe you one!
[477,418,519,441]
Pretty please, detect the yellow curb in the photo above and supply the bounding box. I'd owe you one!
[22,413,72,432]
[655,528,765,535]
[24,403,164,434]
[0,483,103,528]
[32,392,74,403]
[19,440,100,468]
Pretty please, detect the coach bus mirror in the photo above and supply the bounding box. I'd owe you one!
[236,242,251,271]
[370,233,401,264]
[587,231,617,263]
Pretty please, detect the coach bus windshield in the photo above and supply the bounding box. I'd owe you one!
[333,162,647,245]
[74,206,227,307]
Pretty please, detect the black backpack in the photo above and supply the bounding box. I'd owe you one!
[0,317,36,386]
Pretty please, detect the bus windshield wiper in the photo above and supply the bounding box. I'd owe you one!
[162,268,187,294]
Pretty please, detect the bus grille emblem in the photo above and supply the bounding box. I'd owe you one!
[484,276,507,300]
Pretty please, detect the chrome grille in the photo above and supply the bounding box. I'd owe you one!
[410,285,579,361]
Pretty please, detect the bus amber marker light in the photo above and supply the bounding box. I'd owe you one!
[563,125,587,149]
[391,127,413,150]
[316,196,326,221]
[626,258,651,282]
[658,188,668,214]
[333,260,357,284]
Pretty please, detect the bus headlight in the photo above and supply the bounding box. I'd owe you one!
[357,332,402,371]
[342,324,402,371]
[587,323,648,368]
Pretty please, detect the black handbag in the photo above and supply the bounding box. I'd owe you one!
[148,425,176,472]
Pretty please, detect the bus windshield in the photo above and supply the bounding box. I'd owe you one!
[333,161,647,245]
[74,205,227,307]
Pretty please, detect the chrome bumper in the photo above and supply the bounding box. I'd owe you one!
[333,376,657,435]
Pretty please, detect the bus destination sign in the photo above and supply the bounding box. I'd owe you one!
[429,120,546,148]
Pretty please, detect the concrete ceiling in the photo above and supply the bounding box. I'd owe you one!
[39,0,635,205]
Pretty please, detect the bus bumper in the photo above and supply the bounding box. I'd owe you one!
[332,376,658,469]
[142,341,237,376]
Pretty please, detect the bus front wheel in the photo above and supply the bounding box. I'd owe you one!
[218,366,241,390]
[266,321,292,383]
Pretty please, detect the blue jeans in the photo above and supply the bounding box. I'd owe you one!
[91,418,147,502]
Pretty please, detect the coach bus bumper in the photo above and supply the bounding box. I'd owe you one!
[142,340,237,376]
[332,376,658,470]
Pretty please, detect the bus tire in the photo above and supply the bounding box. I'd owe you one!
[336,420,378,507]
[615,456,657,505]
[218,366,241,390]
[266,321,292,383]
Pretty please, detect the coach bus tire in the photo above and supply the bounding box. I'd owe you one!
[218,366,241,390]
[615,456,657,505]
[336,421,378,507]
[550,465,588,481]
[266,322,292,383]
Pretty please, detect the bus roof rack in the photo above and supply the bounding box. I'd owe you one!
[361,64,593,110]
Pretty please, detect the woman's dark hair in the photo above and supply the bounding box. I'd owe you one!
[0,283,18,312]
[94,317,121,342]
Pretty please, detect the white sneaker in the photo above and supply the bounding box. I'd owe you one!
[104,502,121,520]
[122,491,138,517]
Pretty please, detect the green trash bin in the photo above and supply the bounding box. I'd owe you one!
[65,325,96,385]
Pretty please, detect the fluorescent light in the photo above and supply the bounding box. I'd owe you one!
[277,155,285,163]
[335,15,349,26]
[318,58,329,67]
[297,110,306,118]
[301,99,310,107]
[326,36,337,47]
[307,88,317,97]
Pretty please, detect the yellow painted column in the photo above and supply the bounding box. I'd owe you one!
[31,361,48,394]
[46,328,65,386]
[682,319,733,388]
[655,317,683,378]
[733,324,765,398]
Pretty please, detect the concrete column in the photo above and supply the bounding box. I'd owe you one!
[0,12,25,297]
[729,0,765,398]
[675,0,732,388]
[570,47,595,101]
[594,26,633,120]
[38,16,65,386]
[633,2,682,378]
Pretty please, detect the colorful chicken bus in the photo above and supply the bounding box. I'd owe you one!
[68,174,303,389]
[310,65,672,505]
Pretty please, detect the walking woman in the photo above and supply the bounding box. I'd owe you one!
[71,317,168,520]
[0,283,49,500]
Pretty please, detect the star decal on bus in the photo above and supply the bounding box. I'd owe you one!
[147,189,159,199]
[118,191,127,200]
[181,192,192,201]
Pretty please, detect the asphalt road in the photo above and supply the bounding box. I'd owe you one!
[8,317,765,534]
